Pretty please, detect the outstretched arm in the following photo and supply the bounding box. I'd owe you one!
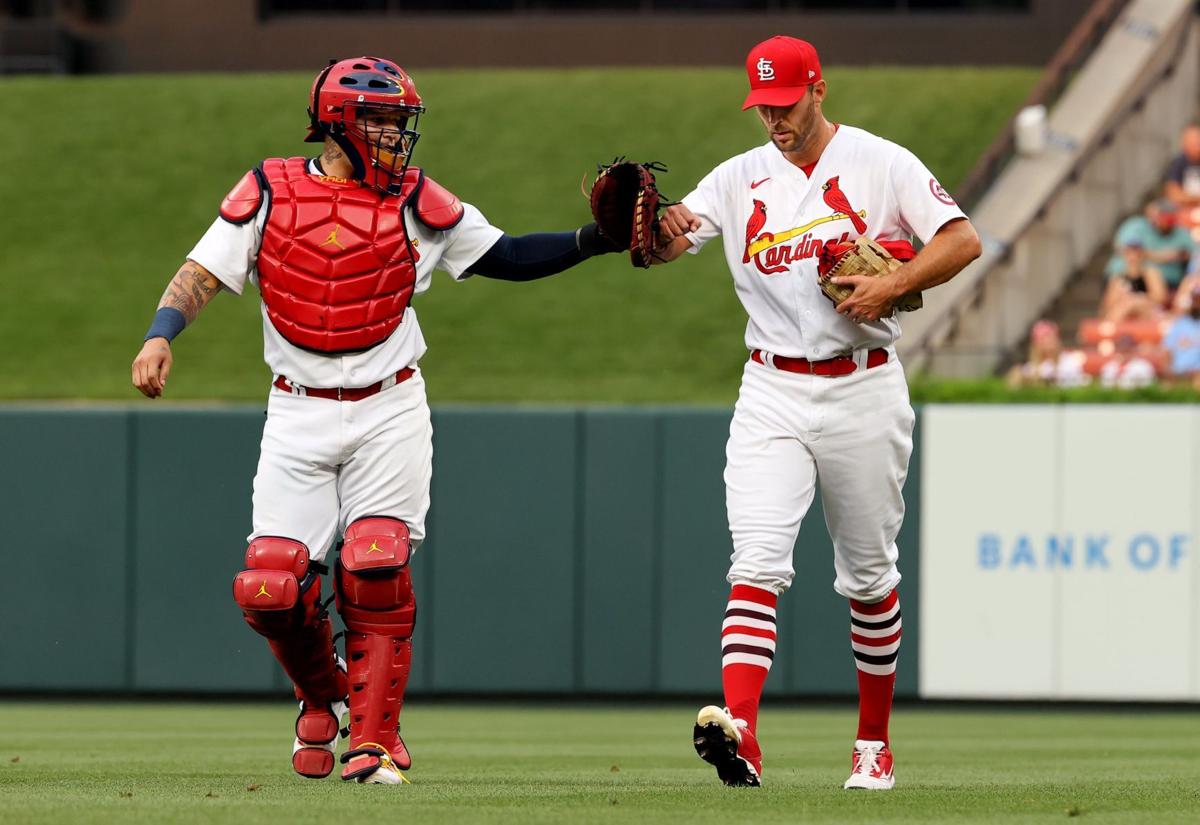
[465,223,621,282]
[131,260,223,398]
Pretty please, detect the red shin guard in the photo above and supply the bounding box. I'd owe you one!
[335,518,416,779]
[233,536,347,779]
[233,537,345,707]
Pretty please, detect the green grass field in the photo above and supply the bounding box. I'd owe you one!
[0,702,1196,824]
[0,67,1037,403]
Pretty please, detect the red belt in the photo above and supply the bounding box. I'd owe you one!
[751,348,889,377]
[272,367,415,401]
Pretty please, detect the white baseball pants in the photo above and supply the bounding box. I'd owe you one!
[724,356,914,602]
[248,369,433,563]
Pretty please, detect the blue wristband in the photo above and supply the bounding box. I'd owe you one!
[144,307,187,342]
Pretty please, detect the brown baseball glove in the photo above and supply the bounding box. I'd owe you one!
[588,159,668,268]
[817,237,923,315]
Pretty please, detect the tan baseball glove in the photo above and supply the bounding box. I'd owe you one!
[817,237,923,314]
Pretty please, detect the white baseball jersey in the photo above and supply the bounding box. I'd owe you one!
[682,125,966,360]
[188,159,504,388]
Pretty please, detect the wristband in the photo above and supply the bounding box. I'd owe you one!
[144,307,187,342]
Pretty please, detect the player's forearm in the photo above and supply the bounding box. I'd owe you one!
[157,260,224,325]
[467,224,619,282]
[888,219,981,297]
[651,235,694,265]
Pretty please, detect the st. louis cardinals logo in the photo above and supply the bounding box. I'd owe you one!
[756,57,775,81]
[743,176,867,275]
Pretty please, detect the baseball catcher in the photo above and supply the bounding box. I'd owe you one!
[132,55,625,786]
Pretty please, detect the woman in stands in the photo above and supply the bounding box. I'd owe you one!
[1102,242,1168,322]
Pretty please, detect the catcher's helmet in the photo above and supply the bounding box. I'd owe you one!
[305,56,425,194]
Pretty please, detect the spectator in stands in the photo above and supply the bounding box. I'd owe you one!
[1005,320,1089,389]
[1101,242,1167,321]
[1164,283,1200,388]
[1172,256,1200,313]
[1099,334,1157,389]
[1106,199,1193,288]
[1164,124,1200,216]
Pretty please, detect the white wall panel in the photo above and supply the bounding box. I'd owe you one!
[920,406,1059,698]
[1057,408,1195,699]
[920,405,1200,701]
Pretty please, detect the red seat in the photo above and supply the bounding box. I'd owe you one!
[1077,318,1167,346]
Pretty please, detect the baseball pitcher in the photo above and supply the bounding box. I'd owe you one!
[653,36,982,789]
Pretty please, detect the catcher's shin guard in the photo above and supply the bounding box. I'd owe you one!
[335,517,416,783]
[232,537,347,778]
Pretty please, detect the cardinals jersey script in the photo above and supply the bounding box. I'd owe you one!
[682,125,966,359]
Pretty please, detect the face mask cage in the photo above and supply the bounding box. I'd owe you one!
[340,103,424,193]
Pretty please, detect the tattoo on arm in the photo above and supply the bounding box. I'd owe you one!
[158,261,223,325]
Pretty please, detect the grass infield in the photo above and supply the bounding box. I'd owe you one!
[0,702,1197,823]
[0,67,1037,403]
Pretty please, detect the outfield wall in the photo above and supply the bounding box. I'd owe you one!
[920,406,1200,701]
[1,405,1196,701]
[0,406,919,699]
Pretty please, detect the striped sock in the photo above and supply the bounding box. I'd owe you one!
[721,584,778,733]
[850,589,901,744]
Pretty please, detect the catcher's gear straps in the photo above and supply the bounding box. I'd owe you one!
[411,173,464,231]
[219,167,267,225]
[335,517,414,636]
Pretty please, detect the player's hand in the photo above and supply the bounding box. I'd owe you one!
[657,204,701,245]
[832,275,896,323]
[132,338,173,398]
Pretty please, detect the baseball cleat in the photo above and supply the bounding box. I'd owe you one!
[340,741,411,785]
[693,705,762,787]
[291,697,348,779]
[843,739,895,790]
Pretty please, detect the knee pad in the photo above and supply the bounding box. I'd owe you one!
[335,517,415,638]
[233,536,324,637]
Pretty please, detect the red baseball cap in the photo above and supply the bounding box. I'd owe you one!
[742,36,822,111]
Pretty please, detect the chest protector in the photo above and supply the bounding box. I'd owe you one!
[238,157,461,354]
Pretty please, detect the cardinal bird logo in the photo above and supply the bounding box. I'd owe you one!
[821,176,867,235]
[743,199,769,263]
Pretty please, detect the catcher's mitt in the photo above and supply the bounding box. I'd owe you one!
[588,159,668,268]
[817,237,923,315]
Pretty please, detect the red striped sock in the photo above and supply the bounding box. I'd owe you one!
[721,584,778,733]
[850,589,901,744]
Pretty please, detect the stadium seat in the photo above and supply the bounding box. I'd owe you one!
[1077,318,1168,346]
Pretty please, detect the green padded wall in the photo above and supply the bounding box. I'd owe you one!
[425,410,578,693]
[131,409,279,692]
[0,406,922,697]
[0,411,131,690]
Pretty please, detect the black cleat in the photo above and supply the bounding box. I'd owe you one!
[693,705,762,787]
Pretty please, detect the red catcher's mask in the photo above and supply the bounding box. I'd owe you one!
[305,57,425,194]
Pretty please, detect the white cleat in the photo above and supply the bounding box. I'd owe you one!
[843,739,895,790]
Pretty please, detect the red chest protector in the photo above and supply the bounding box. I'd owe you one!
[220,156,464,354]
